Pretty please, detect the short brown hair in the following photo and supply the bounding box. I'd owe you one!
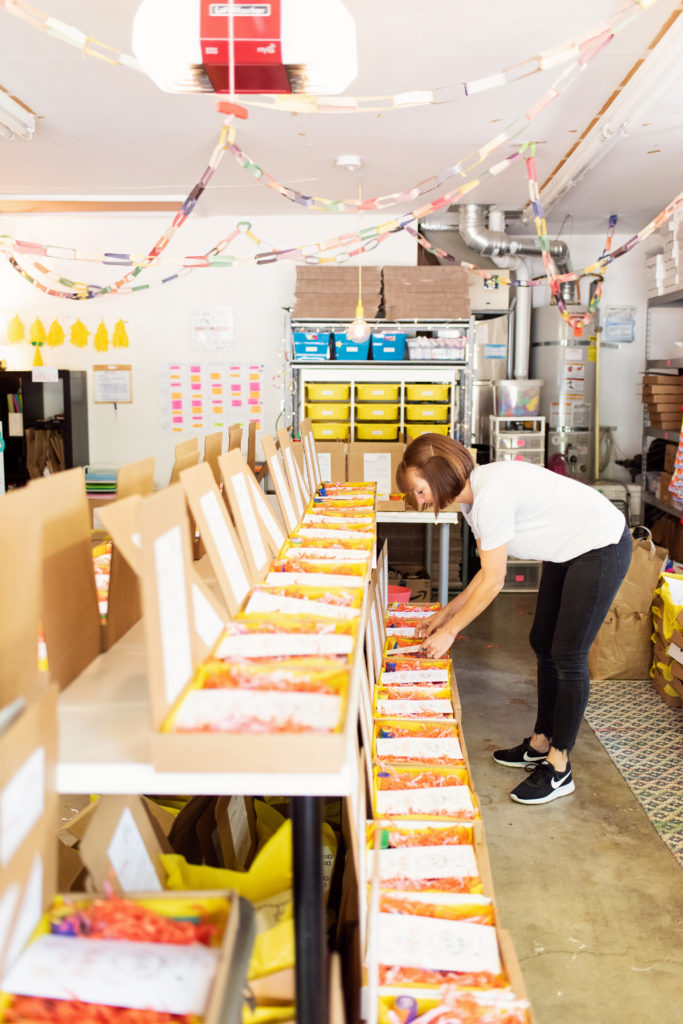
[396,433,475,512]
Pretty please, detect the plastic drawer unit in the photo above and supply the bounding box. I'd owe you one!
[306,382,350,402]
[355,402,401,421]
[405,383,451,403]
[355,423,401,442]
[405,423,450,442]
[305,402,350,422]
[405,403,451,423]
[355,383,400,402]
[293,331,330,360]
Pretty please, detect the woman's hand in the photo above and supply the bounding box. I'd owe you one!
[415,611,447,639]
[418,624,457,659]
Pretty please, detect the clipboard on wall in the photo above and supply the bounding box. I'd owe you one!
[93,365,133,404]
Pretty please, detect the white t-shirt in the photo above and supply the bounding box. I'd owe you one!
[460,462,626,563]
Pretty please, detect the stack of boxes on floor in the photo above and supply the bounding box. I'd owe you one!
[651,573,683,708]
[361,593,531,1022]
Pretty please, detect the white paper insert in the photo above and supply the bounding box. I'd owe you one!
[245,591,358,620]
[269,456,297,530]
[228,795,251,869]
[106,806,163,892]
[376,736,462,761]
[380,670,449,684]
[199,490,250,604]
[376,699,453,717]
[283,448,305,517]
[369,844,478,881]
[363,452,392,499]
[1,746,45,867]
[376,786,474,817]
[2,934,219,1015]
[154,527,194,705]
[232,471,267,569]
[173,688,342,732]
[317,452,332,482]
[249,474,286,549]
[191,583,224,649]
[377,914,500,975]
[4,854,43,972]
[215,631,353,657]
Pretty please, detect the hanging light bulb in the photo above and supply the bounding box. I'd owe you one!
[346,181,371,343]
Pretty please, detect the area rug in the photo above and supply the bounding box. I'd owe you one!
[585,679,683,869]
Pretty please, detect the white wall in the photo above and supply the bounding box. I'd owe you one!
[0,213,413,486]
[0,215,651,487]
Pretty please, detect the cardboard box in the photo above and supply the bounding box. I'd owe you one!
[77,794,173,893]
[348,442,405,501]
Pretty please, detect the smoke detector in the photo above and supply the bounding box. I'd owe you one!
[336,154,362,172]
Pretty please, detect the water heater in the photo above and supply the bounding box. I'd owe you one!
[530,305,596,482]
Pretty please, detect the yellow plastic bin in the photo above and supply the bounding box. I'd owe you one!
[355,403,401,421]
[312,422,350,441]
[355,383,400,402]
[305,402,351,421]
[306,382,351,402]
[405,383,450,402]
[406,423,450,441]
[405,403,450,423]
[356,422,401,441]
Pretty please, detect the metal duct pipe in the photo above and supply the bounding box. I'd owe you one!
[430,204,577,304]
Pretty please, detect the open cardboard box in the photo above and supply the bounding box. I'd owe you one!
[128,465,368,775]
[0,703,254,1023]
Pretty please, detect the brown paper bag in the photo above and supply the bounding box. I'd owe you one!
[588,529,668,681]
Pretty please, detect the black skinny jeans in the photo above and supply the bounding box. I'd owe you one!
[529,524,632,753]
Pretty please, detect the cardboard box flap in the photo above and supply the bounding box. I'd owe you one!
[104,545,142,650]
[0,686,59,978]
[228,424,243,451]
[97,495,144,577]
[347,443,405,501]
[204,431,223,485]
[31,468,102,690]
[116,456,155,500]
[218,450,275,583]
[139,484,203,729]
[175,438,199,459]
[247,421,257,471]
[0,486,43,705]
[180,461,252,617]
[169,448,200,486]
[261,434,299,534]
[277,428,309,515]
[78,794,172,894]
[300,418,323,493]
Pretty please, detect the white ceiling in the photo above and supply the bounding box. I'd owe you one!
[1,0,682,239]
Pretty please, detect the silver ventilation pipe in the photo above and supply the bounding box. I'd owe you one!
[456,203,577,305]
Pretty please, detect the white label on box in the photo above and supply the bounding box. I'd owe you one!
[317,453,332,482]
[245,591,358,620]
[266,571,365,588]
[377,914,500,975]
[227,796,251,869]
[8,413,23,438]
[191,583,224,649]
[0,746,45,867]
[106,806,163,892]
[269,456,297,529]
[304,514,374,525]
[376,699,453,717]
[375,736,462,761]
[297,527,371,540]
[154,527,194,705]
[376,785,474,817]
[363,452,392,499]
[379,670,449,684]
[249,474,285,549]
[386,627,418,637]
[215,631,353,657]
[232,472,267,568]
[172,688,342,733]
[369,844,477,881]
[4,854,43,972]
[2,934,219,1015]
[199,491,250,604]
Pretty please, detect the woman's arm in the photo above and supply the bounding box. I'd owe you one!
[416,568,485,637]
[417,543,508,658]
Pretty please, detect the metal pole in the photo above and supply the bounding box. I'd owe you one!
[439,523,450,604]
[292,796,327,1024]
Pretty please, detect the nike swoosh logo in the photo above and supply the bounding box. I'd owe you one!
[551,771,571,789]
[523,750,542,761]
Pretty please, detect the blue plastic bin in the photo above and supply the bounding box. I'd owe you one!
[293,331,330,360]
[371,332,407,360]
[334,332,371,360]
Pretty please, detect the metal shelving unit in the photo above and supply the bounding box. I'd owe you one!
[284,312,476,444]
[641,287,683,521]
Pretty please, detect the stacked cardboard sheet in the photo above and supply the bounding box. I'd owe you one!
[642,373,683,431]
[292,265,382,318]
[382,266,471,320]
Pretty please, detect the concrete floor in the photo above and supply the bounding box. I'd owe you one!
[454,591,683,1024]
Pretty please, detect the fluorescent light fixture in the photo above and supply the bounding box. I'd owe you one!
[0,89,36,141]
[535,12,683,215]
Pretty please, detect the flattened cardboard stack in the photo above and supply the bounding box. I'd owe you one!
[292,265,382,318]
[642,373,683,431]
[382,265,470,320]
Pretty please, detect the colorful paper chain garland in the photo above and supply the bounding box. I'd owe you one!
[0,0,660,112]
